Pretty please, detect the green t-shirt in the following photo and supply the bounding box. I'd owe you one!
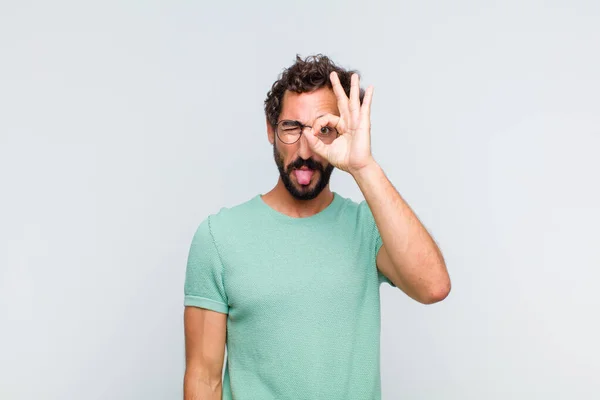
[184,192,394,400]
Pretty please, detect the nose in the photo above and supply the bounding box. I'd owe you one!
[297,127,313,159]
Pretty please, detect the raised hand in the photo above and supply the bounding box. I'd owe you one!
[303,71,375,176]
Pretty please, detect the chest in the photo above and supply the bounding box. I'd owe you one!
[220,226,375,318]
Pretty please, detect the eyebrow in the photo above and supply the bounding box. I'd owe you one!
[282,114,328,125]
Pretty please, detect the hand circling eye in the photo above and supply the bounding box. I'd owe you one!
[303,72,375,175]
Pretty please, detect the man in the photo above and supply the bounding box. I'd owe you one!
[183,54,451,400]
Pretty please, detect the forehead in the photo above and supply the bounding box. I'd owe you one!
[280,87,339,122]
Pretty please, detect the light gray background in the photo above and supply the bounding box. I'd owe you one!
[1,1,599,399]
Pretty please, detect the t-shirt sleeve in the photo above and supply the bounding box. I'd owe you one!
[184,216,229,314]
[358,200,396,287]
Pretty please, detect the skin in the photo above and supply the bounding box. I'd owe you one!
[262,87,340,216]
[264,72,451,304]
[184,71,452,399]
[183,307,226,400]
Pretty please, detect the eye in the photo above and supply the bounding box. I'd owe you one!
[279,121,302,132]
[319,126,334,136]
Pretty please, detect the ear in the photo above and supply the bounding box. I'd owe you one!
[266,117,275,145]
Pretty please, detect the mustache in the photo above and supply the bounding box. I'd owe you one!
[287,157,324,173]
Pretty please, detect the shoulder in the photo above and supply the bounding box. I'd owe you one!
[334,192,373,221]
[194,195,261,239]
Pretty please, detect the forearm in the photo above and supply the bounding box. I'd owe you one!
[352,161,449,300]
[184,369,222,400]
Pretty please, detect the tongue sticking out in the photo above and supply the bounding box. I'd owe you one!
[294,169,314,185]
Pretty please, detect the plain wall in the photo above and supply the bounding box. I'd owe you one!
[1,1,599,399]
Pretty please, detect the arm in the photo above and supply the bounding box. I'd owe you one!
[184,306,227,400]
[305,72,450,305]
[353,161,451,304]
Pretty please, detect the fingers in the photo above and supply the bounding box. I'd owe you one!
[330,71,372,132]
[303,126,328,159]
[312,113,344,135]
[330,71,349,118]
[359,85,374,130]
[305,113,342,159]
[349,73,361,116]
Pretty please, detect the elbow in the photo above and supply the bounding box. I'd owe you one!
[423,257,451,304]
[420,277,451,305]
[184,367,223,397]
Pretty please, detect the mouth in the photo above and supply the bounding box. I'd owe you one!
[293,168,315,185]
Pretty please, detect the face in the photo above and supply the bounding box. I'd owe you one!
[268,88,338,200]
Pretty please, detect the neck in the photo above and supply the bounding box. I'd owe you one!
[261,178,334,218]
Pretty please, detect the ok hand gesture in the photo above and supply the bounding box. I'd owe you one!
[303,71,375,176]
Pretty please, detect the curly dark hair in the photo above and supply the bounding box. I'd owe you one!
[264,54,364,127]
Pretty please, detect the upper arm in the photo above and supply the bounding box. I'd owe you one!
[376,244,411,294]
[184,306,227,379]
[357,200,397,288]
[376,245,396,285]
[184,216,229,313]
[378,244,436,303]
[359,199,422,299]
[183,215,229,394]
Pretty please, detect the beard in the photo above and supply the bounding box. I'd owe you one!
[273,142,334,201]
